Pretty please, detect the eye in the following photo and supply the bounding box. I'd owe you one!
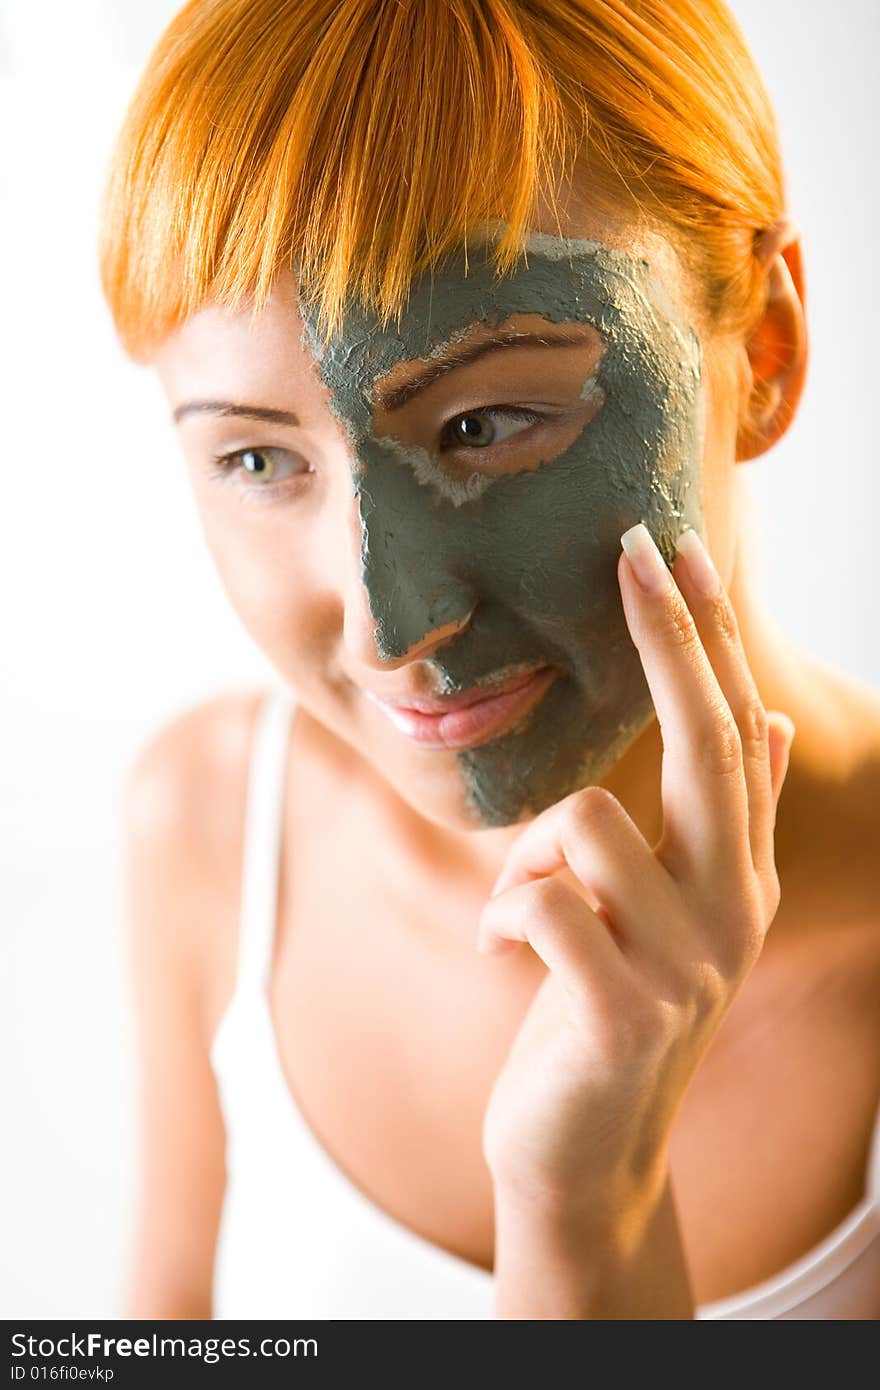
[208,445,311,490]
[440,406,543,452]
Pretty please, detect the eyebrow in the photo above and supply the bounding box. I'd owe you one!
[172,400,300,427]
[170,325,599,425]
[375,325,600,412]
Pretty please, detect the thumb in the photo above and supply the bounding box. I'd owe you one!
[766,711,796,808]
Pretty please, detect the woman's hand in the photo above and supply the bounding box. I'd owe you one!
[478,521,796,1224]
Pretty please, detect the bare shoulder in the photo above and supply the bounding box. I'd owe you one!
[121,686,270,1041]
[119,689,270,1316]
[122,686,266,847]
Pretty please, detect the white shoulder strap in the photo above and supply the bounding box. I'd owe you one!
[236,685,298,991]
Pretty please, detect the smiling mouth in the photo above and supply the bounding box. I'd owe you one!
[363,665,561,751]
[370,663,552,714]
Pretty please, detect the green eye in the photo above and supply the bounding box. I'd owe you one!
[239,448,275,478]
[210,445,310,489]
[443,407,543,450]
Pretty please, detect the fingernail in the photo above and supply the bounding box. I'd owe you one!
[620,522,673,595]
[675,527,722,598]
[772,712,796,748]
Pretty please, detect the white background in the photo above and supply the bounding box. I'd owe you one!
[1,0,877,1316]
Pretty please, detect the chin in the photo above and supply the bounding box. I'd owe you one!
[384,753,497,834]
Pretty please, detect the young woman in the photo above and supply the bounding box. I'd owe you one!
[105,0,880,1319]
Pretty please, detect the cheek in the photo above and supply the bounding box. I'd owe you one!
[193,501,334,661]
[465,418,674,608]
[478,384,703,645]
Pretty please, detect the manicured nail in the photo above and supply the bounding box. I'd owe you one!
[675,527,722,598]
[620,522,673,595]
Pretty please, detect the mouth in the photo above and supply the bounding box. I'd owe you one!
[362,665,561,750]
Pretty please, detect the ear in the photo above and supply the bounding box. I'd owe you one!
[735,217,808,462]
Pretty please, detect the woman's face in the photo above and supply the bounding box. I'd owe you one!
[155,211,743,829]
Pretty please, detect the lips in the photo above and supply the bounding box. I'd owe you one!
[363,665,561,751]
[370,664,552,714]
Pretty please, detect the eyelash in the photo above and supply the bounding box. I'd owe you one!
[207,404,549,501]
[438,404,545,451]
[206,447,312,504]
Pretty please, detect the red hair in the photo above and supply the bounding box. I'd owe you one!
[99,0,787,361]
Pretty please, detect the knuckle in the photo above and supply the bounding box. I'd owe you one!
[569,785,621,832]
[762,866,782,922]
[645,997,679,1047]
[687,960,729,1026]
[740,918,767,971]
[712,591,742,648]
[738,699,770,754]
[720,900,767,976]
[523,875,571,922]
[654,594,699,652]
[698,715,743,777]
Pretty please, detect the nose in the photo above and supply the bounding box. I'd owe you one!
[343,581,477,670]
[340,476,478,670]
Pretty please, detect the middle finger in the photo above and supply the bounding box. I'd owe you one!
[672,524,779,884]
[618,521,752,884]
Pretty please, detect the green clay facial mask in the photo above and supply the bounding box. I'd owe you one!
[297,228,705,827]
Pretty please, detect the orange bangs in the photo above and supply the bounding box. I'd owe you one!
[99,0,786,361]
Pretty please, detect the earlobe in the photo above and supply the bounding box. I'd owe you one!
[735,221,809,462]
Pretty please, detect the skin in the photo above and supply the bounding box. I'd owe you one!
[140,191,880,1317]
[295,225,706,825]
[157,203,739,862]
[481,528,793,1314]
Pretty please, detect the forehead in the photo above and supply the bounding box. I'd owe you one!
[300,231,698,418]
[154,216,702,397]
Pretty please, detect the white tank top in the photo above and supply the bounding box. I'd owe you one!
[210,686,880,1319]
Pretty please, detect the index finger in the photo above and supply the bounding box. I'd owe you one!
[618,522,754,885]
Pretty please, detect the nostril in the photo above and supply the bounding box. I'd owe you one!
[397,606,478,663]
[355,554,479,664]
[453,601,478,634]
